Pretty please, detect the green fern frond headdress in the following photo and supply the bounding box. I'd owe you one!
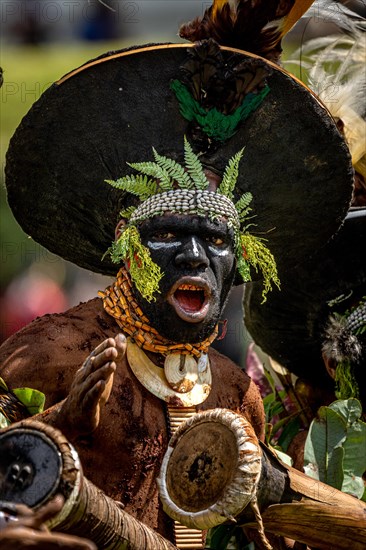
[106,138,279,302]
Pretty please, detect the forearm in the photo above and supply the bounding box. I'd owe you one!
[29,400,79,442]
[31,401,65,426]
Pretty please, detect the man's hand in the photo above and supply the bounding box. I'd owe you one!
[56,334,126,440]
[0,496,96,549]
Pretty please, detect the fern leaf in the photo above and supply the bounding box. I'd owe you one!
[235,192,253,221]
[184,137,209,189]
[152,148,193,189]
[127,161,173,192]
[119,206,136,220]
[218,148,245,199]
[105,175,158,200]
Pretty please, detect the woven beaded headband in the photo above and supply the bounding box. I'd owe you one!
[105,138,279,303]
[346,302,366,334]
[129,189,240,230]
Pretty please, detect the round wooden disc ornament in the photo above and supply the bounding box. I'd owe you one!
[0,422,77,509]
[5,42,353,280]
[157,408,262,530]
[0,421,180,549]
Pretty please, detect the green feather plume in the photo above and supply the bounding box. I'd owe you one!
[171,80,270,142]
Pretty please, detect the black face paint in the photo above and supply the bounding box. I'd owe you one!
[134,215,236,343]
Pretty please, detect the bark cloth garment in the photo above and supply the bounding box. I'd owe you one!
[0,297,265,542]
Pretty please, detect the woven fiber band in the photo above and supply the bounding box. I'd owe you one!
[129,189,240,229]
[346,302,366,334]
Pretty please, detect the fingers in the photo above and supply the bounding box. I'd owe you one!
[115,333,127,354]
[0,496,96,550]
[79,361,116,402]
[90,337,117,359]
[83,378,106,413]
[90,334,126,360]
[82,340,116,373]
[91,347,118,371]
[0,527,97,550]
[80,334,127,380]
[81,335,126,374]
[32,495,64,529]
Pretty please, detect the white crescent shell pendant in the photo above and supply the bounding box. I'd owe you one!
[164,353,198,392]
[126,338,212,406]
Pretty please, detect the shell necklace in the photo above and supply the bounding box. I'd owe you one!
[127,338,211,406]
[98,267,215,404]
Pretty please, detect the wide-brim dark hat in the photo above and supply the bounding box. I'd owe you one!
[244,207,366,387]
[5,42,353,277]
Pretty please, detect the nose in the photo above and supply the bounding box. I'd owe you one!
[175,236,209,269]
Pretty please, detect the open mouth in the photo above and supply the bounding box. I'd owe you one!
[168,278,210,323]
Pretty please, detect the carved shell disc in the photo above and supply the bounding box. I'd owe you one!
[126,339,211,406]
[164,354,198,393]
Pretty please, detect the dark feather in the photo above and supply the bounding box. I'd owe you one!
[178,39,272,114]
[180,0,315,63]
[322,315,362,363]
[175,39,272,152]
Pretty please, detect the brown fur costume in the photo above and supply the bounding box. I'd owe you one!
[0,297,264,541]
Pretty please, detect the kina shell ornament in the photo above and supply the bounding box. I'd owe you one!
[126,339,212,406]
[164,353,203,393]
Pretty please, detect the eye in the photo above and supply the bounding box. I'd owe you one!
[206,236,224,246]
[153,231,175,241]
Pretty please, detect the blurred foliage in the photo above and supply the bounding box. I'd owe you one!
[263,367,301,457]
[0,42,126,287]
[304,398,366,500]
[207,525,254,550]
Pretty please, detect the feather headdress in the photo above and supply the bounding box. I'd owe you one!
[284,0,366,200]
[180,0,315,62]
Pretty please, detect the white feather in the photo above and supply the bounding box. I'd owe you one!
[284,2,366,171]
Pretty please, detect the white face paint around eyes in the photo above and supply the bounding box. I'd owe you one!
[208,246,230,257]
[147,240,182,250]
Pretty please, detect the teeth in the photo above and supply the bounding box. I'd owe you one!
[178,284,202,291]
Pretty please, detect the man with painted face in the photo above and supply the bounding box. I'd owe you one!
[0,33,354,548]
[136,214,236,342]
[0,143,278,547]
